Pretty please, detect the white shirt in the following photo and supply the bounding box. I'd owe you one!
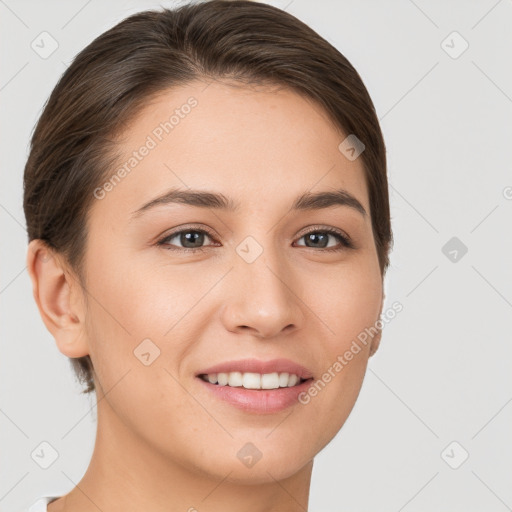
[27,495,61,512]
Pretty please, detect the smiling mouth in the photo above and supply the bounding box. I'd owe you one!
[198,372,312,390]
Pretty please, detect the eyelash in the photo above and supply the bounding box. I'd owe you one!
[156,225,354,253]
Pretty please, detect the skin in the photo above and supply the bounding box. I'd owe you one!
[27,79,384,512]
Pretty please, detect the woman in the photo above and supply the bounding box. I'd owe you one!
[24,1,393,510]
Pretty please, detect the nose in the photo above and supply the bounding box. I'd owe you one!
[220,250,305,339]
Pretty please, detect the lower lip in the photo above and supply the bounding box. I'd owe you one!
[196,377,314,414]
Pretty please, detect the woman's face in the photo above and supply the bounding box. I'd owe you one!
[79,80,383,482]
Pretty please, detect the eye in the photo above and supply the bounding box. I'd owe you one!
[157,226,218,253]
[295,226,354,251]
[156,225,354,253]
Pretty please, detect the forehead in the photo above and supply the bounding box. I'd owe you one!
[91,79,369,221]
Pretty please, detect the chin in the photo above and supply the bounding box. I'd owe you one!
[190,440,313,485]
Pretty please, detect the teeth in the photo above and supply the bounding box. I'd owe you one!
[262,372,280,389]
[243,372,260,389]
[228,371,243,387]
[200,371,305,389]
[278,372,290,387]
[217,372,229,386]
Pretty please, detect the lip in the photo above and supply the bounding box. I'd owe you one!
[196,358,314,380]
[197,377,314,414]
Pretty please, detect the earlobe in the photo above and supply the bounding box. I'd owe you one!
[368,330,381,357]
[26,239,90,358]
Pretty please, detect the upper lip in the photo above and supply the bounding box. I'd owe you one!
[196,358,314,380]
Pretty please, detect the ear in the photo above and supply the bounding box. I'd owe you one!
[26,239,89,358]
[368,290,385,358]
[368,330,382,357]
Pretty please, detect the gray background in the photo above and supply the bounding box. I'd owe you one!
[1,0,511,510]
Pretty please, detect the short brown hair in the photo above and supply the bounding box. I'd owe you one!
[23,0,393,395]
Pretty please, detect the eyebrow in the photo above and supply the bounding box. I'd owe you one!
[130,187,367,219]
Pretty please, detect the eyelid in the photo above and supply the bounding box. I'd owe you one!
[156,224,218,252]
[298,224,350,240]
[157,223,354,251]
[296,225,354,250]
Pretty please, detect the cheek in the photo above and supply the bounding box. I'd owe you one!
[81,265,208,462]
[81,248,162,387]
[297,257,381,437]
[84,245,182,342]
[82,248,220,398]
[310,255,382,353]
